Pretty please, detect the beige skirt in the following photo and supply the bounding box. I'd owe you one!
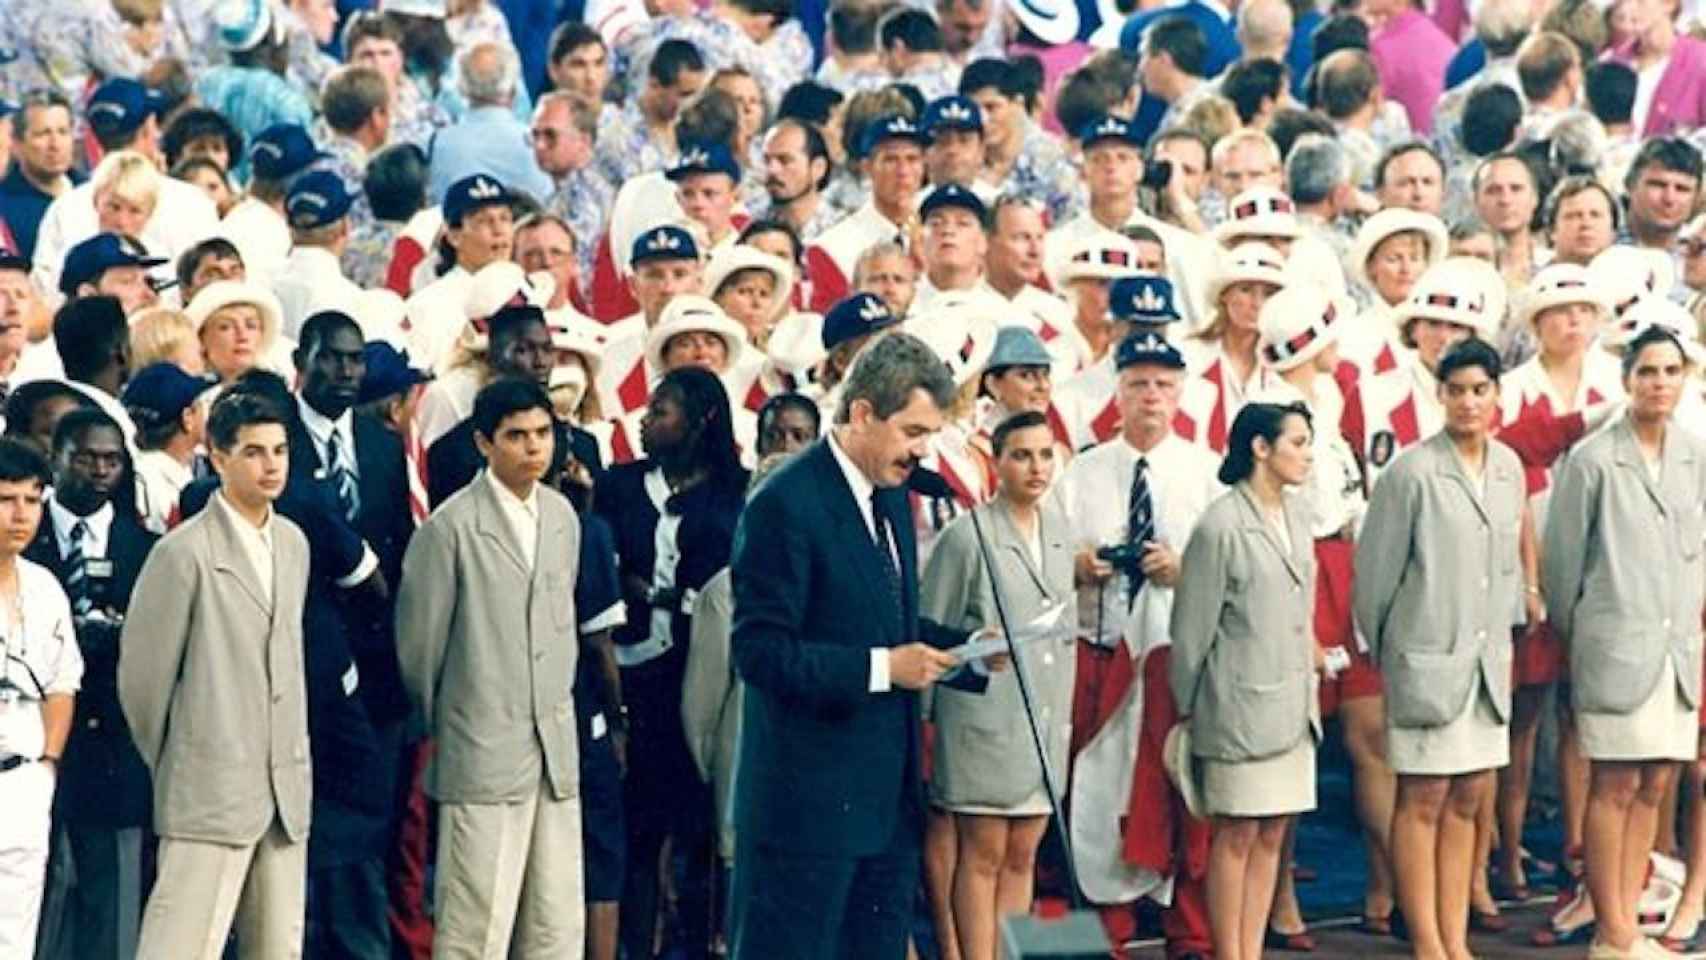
[1199,735,1317,818]
[1387,684,1509,776]
[1578,658,1698,762]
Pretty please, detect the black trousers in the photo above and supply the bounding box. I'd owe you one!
[36,823,144,960]
[730,833,918,960]
[306,857,392,960]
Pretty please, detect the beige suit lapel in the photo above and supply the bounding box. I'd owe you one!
[1613,418,1670,515]
[474,478,533,576]
[1235,485,1304,586]
[207,499,272,614]
[1431,432,1491,526]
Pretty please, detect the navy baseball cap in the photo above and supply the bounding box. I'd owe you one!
[920,184,986,224]
[60,233,168,296]
[86,79,166,140]
[1110,276,1182,325]
[0,251,27,273]
[358,341,434,405]
[248,124,326,181]
[666,141,741,182]
[121,362,218,430]
[285,170,355,230]
[443,174,512,226]
[822,293,899,351]
[1077,114,1141,150]
[630,225,700,267]
[858,114,928,158]
[1115,330,1185,371]
[922,96,983,140]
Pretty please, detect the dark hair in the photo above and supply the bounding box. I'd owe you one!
[1622,324,1690,378]
[322,65,389,135]
[776,82,844,127]
[54,297,130,383]
[1626,137,1704,191]
[4,383,89,444]
[1222,58,1287,124]
[881,9,944,52]
[487,305,548,357]
[650,39,706,87]
[1375,141,1443,190]
[1585,61,1636,126]
[51,407,124,456]
[1313,49,1378,119]
[161,107,243,171]
[170,156,228,193]
[366,142,429,222]
[1217,401,1311,485]
[1312,13,1369,60]
[835,331,956,424]
[655,366,744,489]
[298,310,363,359]
[342,9,404,56]
[1435,336,1503,385]
[756,391,821,452]
[959,58,1013,98]
[1008,54,1044,112]
[675,87,741,153]
[991,410,1049,455]
[739,218,805,262]
[175,237,243,292]
[1145,16,1208,77]
[0,437,51,488]
[1545,174,1620,233]
[471,377,553,441]
[765,118,832,192]
[1460,84,1523,156]
[548,21,604,69]
[231,368,297,412]
[829,0,883,53]
[207,389,288,452]
[730,0,793,23]
[1267,107,1335,160]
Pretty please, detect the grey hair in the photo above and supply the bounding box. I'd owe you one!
[459,42,519,105]
[834,332,956,424]
[1286,133,1347,204]
[1548,110,1607,175]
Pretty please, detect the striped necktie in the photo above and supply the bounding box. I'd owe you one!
[870,491,905,634]
[326,427,359,522]
[65,520,91,616]
[1126,457,1154,609]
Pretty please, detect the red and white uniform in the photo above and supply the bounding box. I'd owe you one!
[1044,211,1215,330]
[802,202,908,314]
[1053,354,1217,453]
[1335,301,1411,392]
[1178,341,1269,456]
[1000,283,1090,377]
[1342,359,1445,497]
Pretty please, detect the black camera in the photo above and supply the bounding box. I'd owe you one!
[1096,543,1143,571]
[1140,159,1173,190]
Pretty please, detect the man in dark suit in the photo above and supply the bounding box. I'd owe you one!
[730,332,979,959]
[28,409,157,960]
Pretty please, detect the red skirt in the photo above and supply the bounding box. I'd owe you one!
[1315,537,1382,715]
[1513,621,1567,688]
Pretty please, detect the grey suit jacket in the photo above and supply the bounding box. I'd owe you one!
[1354,431,1525,728]
[683,569,740,859]
[1543,415,1706,714]
[1169,484,1319,763]
[118,500,312,845]
[920,500,1078,810]
[395,475,582,803]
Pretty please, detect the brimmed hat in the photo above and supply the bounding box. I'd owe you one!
[1162,722,1205,819]
[1007,0,1081,45]
[1393,257,1507,341]
[1518,263,1611,329]
[1110,275,1182,325]
[903,293,999,388]
[186,280,283,352]
[1351,208,1448,290]
[702,244,793,304]
[1206,242,1288,307]
[766,311,828,380]
[1213,187,1301,247]
[547,309,608,378]
[985,326,1053,371]
[213,0,282,52]
[1060,231,1141,283]
[1589,245,1677,320]
[645,295,748,371]
[459,261,554,352]
[1258,284,1344,372]
[1604,297,1705,364]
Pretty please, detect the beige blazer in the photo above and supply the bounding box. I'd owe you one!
[396,475,581,804]
[1354,431,1525,728]
[920,500,1078,811]
[1169,484,1319,763]
[118,501,312,845]
[682,569,739,859]
[1543,416,1706,714]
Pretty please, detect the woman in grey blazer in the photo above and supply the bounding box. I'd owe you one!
[1542,325,1706,960]
[921,410,1078,960]
[1169,402,1318,960]
[1353,339,1526,960]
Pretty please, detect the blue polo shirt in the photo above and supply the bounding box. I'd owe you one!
[0,163,81,262]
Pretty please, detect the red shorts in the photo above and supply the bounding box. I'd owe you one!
[1513,621,1567,687]
[1314,537,1382,715]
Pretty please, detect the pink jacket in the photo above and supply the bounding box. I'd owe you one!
[1609,35,1706,137]
[1371,10,1456,135]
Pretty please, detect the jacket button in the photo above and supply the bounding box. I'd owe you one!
[87,717,100,729]
[1477,629,1487,640]
[1665,618,1674,629]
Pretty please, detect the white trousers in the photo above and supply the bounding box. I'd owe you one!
[0,761,54,960]
[135,820,306,960]
[434,777,585,960]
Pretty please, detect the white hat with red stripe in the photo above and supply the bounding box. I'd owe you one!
[904,291,999,388]
[457,261,554,353]
[1351,207,1448,291]
[702,243,794,303]
[1393,256,1507,341]
[645,295,748,372]
[1257,283,1344,372]
[547,307,608,378]
[1206,241,1289,308]
[1604,296,1705,363]
[1213,187,1302,246]
[1518,262,1612,329]
[1588,245,1677,321]
[1059,231,1142,283]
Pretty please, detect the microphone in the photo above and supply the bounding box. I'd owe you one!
[907,466,954,500]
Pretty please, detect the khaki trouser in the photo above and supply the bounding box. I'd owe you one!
[135,820,306,960]
[434,777,585,960]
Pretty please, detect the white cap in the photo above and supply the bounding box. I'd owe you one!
[1206,242,1289,307]
[1258,283,1344,372]
[1351,207,1448,291]
[1213,187,1302,247]
[645,295,748,372]
[1393,256,1507,341]
[186,280,283,353]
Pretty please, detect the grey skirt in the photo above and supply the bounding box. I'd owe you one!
[1387,684,1509,776]
[1578,658,1698,763]
[1199,736,1317,817]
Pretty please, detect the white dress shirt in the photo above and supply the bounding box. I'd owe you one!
[214,490,276,606]
[485,470,539,571]
[219,197,292,289]
[827,429,900,693]
[296,395,358,480]
[49,499,113,561]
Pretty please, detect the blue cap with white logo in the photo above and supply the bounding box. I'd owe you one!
[922,96,983,140]
[666,141,741,182]
[249,124,327,181]
[86,79,166,140]
[630,225,701,266]
[858,113,928,158]
[442,174,512,226]
[1115,330,1185,371]
[285,171,355,230]
[821,293,899,351]
[1110,276,1182,325]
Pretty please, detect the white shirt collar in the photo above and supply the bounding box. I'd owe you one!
[296,394,353,450]
[49,498,114,557]
[827,428,876,511]
[214,488,274,543]
[485,469,539,517]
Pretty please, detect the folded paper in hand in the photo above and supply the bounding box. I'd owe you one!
[946,603,1078,665]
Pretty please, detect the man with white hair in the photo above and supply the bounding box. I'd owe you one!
[1234,0,1292,64]
[1288,134,1364,274]
[426,43,553,204]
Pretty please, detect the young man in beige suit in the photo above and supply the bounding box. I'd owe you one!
[118,389,313,960]
[396,377,584,959]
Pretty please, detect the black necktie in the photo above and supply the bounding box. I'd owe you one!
[1126,457,1154,608]
[66,520,91,616]
[871,490,905,631]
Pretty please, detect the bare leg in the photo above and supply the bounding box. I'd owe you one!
[1660,772,1683,858]
[1441,773,1494,960]
[1269,822,1307,935]
[996,816,1050,922]
[587,903,619,960]
[1243,818,1292,960]
[1562,703,1590,869]
[1497,685,1546,894]
[1471,778,1498,917]
[925,807,962,960]
[1665,748,1706,943]
[1342,696,1397,922]
[1210,817,1260,960]
[951,814,1008,960]
[1623,764,1676,938]
[1587,761,1643,950]
[1392,774,1451,960]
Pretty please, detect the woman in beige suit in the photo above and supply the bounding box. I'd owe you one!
[1354,338,1528,960]
[1543,325,1706,960]
[920,410,1077,960]
[1170,401,1318,960]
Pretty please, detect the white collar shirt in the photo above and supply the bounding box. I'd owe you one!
[49,498,114,561]
[485,469,539,571]
[214,490,276,606]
